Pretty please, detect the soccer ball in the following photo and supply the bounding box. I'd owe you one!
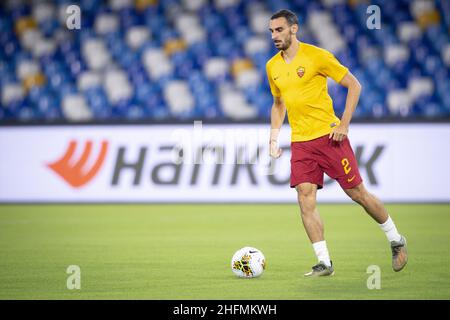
[231,247,266,278]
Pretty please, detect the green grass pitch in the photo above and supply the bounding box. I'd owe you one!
[0,204,449,299]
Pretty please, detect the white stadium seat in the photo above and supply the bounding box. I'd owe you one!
[204,58,229,80]
[1,83,25,105]
[235,69,261,89]
[104,69,134,104]
[397,22,422,43]
[32,38,57,58]
[245,36,270,56]
[219,84,257,120]
[142,48,174,80]
[94,13,120,35]
[164,81,195,115]
[77,71,102,92]
[62,94,93,121]
[408,77,434,100]
[16,60,41,80]
[82,39,112,71]
[32,2,56,23]
[384,44,410,66]
[126,26,151,51]
[387,90,413,116]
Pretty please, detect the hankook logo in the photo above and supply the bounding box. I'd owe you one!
[45,139,383,189]
[47,140,108,188]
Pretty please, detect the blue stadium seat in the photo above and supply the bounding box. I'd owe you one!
[0,0,448,123]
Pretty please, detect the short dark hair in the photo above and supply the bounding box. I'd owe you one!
[270,9,298,26]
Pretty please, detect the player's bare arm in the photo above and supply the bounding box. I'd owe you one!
[329,71,362,142]
[269,96,286,158]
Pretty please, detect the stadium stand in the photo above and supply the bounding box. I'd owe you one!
[0,0,449,123]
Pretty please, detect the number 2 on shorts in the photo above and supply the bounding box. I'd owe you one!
[341,158,352,174]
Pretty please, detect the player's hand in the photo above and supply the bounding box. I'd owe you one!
[329,124,349,142]
[269,139,283,158]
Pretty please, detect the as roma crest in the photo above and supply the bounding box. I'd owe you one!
[296,66,305,78]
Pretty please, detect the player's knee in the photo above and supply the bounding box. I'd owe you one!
[296,185,316,212]
[296,184,315,197]
[298,191,315,206]
[298,194,315,209]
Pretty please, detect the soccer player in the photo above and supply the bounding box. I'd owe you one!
[266,10,407,276]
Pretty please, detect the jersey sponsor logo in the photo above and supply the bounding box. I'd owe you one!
[296,66,305,78]
[347,175,356,183]
[47,140,108,188]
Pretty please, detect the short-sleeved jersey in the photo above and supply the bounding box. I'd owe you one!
[266,42,348,142]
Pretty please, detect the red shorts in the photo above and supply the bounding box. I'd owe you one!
[290,134,363,190]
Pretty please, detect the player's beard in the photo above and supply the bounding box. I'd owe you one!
[275,36,292,51]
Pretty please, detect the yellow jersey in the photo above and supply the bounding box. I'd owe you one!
[266,42,349,142]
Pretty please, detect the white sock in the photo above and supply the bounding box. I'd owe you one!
[379,216,402,242]
[312,240,331,267]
